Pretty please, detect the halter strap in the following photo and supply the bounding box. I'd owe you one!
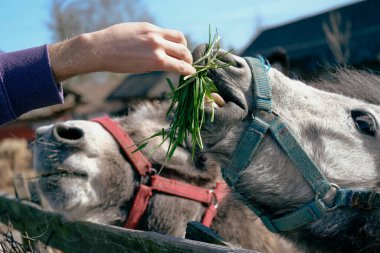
[125,175,228,229]
[91,116,227,229]
[250,56,272,113]
[222,57,380,233]
[91,116,152,176]
[222,116,270,187]
[224,57,332,197]
[269,117,332,197]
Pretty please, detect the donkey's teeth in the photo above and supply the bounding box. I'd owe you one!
[204,93,225,108]
[204,97,217,108]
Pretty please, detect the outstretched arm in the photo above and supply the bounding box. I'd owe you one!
[48,22,195,82]
[0,22,195,126]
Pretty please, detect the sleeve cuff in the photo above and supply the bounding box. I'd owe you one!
[0,44,64,122]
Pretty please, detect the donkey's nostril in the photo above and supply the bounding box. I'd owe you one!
[53,124,84,142]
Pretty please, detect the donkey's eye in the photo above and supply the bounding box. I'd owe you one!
[351,110,377,137]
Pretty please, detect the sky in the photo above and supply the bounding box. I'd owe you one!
[0,0,359,53]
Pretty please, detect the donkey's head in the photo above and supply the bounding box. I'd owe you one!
[193,44,380,252]
[33,101,220,236]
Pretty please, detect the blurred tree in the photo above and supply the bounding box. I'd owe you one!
[49,0,154,42]
[323,12,351,65]
[48,0,154,86]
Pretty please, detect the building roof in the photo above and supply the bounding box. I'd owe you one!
[242,0,380,67]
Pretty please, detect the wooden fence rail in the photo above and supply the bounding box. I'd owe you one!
[0,195,257,253]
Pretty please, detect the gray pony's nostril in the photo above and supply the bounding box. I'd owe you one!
[53,124,84,142]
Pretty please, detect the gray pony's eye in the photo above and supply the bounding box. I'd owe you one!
[351,110,377,137]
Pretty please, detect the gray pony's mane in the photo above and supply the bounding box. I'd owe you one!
[310,68,380,105]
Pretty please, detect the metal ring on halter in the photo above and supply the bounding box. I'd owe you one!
[315,183,341,211]
[140,168,157,185]
[208,189,220,208]
[149,167,157,175]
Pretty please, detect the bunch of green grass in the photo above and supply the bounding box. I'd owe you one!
[136,28,230,160]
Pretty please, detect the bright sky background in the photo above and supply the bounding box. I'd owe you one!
[0,0,359,53]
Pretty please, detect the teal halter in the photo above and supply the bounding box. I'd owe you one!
[222,57,380,233]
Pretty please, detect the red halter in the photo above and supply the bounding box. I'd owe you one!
[91,116,228,229]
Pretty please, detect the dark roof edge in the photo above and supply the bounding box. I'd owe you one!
[240,0,362,55]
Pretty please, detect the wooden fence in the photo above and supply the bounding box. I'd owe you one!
[0,195,257,253]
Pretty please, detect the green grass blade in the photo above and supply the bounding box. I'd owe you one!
[135,26,230,160]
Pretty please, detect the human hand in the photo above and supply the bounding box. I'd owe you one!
[48,22,196,82]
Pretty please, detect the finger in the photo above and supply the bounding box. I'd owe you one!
[163,40,193,64]
[160,28,187,46]
[161,55,196,76]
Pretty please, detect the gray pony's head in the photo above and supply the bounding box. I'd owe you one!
[193,44,380,252]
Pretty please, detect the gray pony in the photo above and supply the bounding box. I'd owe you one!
[192,44,380,253]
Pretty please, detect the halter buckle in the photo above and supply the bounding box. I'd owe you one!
[315,183,340,211]
[207,189,218,209]
[140,168,157,185]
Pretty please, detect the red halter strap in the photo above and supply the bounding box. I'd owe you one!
[91,116,228,229]
[91,115,152,176]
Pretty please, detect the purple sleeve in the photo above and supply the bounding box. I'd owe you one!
[0,44,64,126]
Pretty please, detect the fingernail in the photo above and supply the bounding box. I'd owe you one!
[188,66,196,75]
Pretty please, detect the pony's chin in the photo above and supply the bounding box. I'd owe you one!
[39,177,89,210]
